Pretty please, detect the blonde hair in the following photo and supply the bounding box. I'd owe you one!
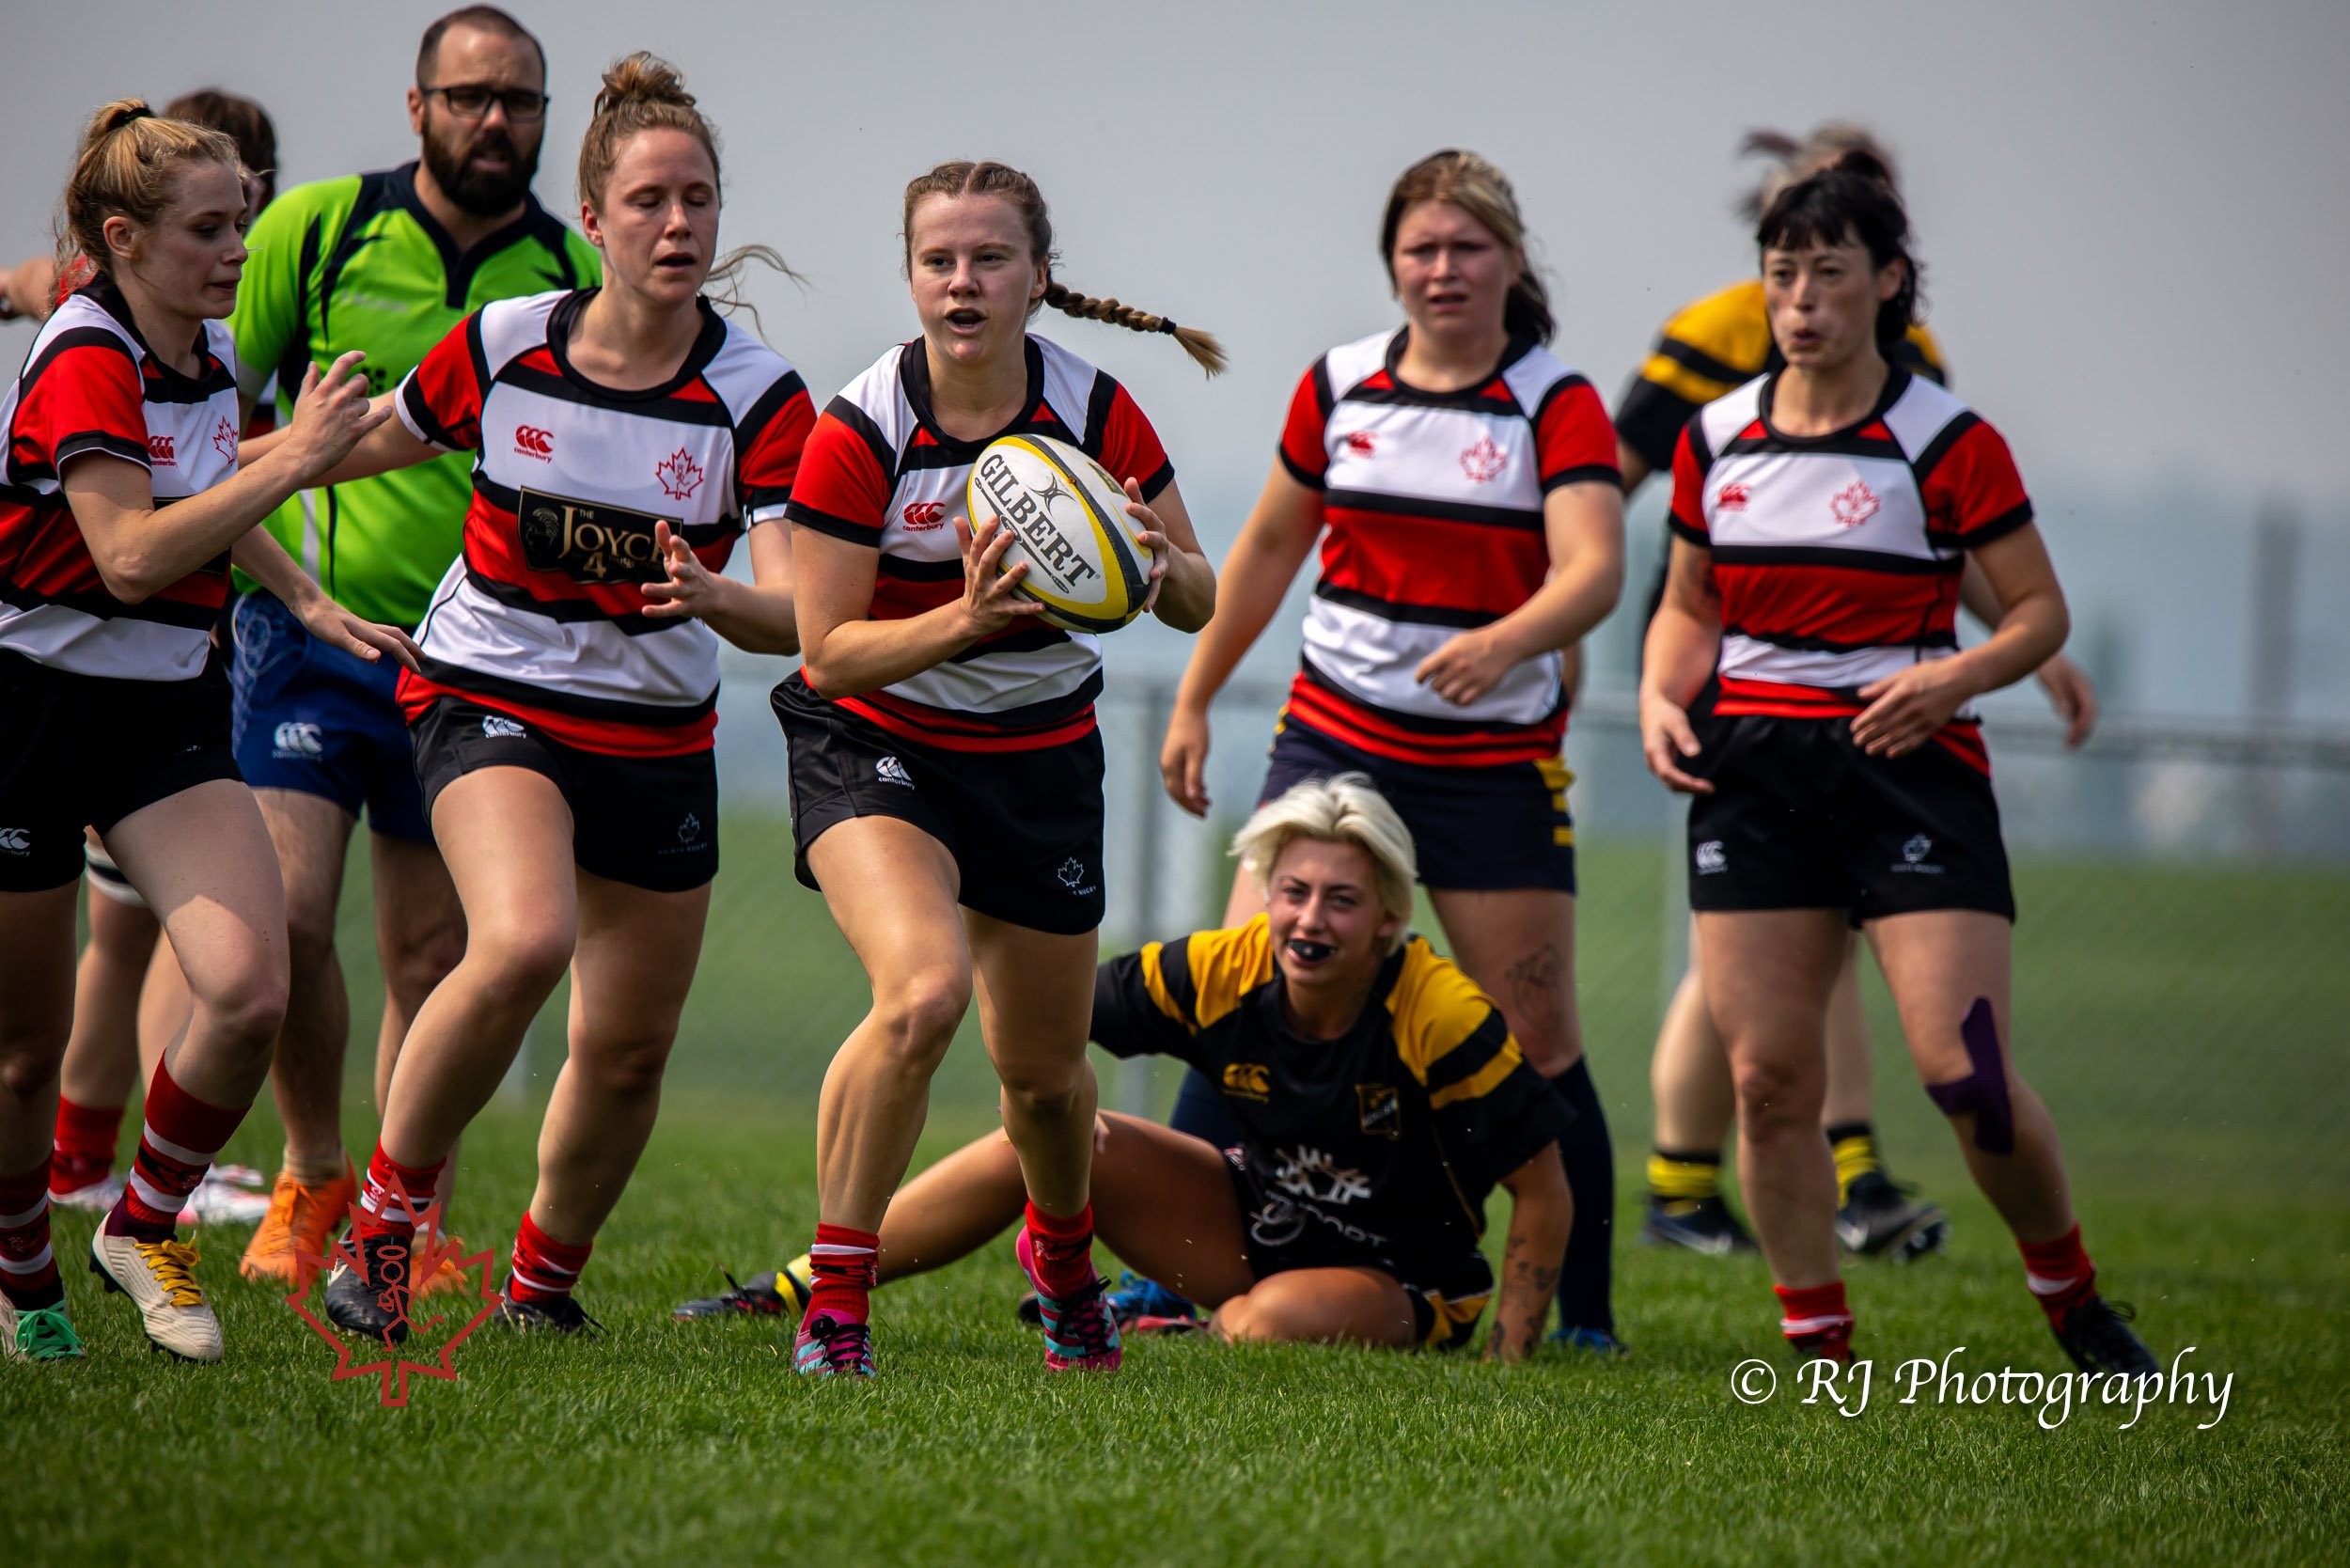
[1738,123,1900,221]
[57,99,245,284]
[1232,774,1418,953]
[576,54,797,324]
[901,160,1225,376]
[1380,149,1553,344]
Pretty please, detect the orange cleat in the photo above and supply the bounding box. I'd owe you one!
[239,1163,356,1287]
[415,1238,481,1299]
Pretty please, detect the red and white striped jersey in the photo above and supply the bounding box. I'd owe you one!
[0,277,243,681]
[1668,368,2034,774]
[785,335,1172,752]
[392,290,814,756]
[1277,328,1619,769]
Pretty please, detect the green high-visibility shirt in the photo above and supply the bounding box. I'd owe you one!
[231,161,600,626]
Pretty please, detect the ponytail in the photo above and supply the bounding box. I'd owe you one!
[902,159,1224,377]
[58,98,244,283]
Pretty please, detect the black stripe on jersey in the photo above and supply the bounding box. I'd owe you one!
[415,651,715,725]
[823,396,897,488]
[1528,372,1597,429]
[1299,654,1561,735]
[0,578,221,630]
[733,369,810,458]
[460,565,694,636]
[1907,410,1982,487]
[876,553,963,583]
[1155,933,1199,1027]
[1309,358,1337,421]
[1278,445,1326,492]
[137,357,238,405]
[1313,580,1495,631]
[785,500,877,545]
[19,327,139,405]
[1082,373,1118,458]
[1324,486,1543,534]
[740,486,791,519]
[945,624,1075,663]
[1930,501,2035,552]
[401,376,463,451]
[1723,623,1958,654]
[1418,1012,1512,1096]
[465,312,493,421]
[1542,462,1622,494]
[1709,544,1959,576]
[1613,377,1699,477]
[870,667,1104,731]
[1655,337,1750,388]
[1132,459,1175,504]
[1337,381,1523,416]
[494,360,735,428]
[52,431,151,469]
[891,415,1085,476]
[1667,516,1710,547]
[1718,430,1905,462]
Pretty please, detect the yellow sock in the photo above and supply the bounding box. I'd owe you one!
[1648,1151,1723,1209]
[1827,1124,1882,1207]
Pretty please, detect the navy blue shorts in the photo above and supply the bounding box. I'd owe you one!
[229,592,431,842]
[1253,718,1575,895]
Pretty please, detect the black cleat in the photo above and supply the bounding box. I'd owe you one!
[2053,1296,2158,1377]
[323,1231,414,1344]
[672,1264,811,1321]
[1835,1170,1950,1262]
[495,1278,604,1336]
[1638,1194,1759,1256]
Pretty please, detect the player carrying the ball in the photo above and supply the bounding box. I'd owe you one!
[773,159,1216,1375]
[1156,150,1628,1352]
[241,55,814,1341]
[1638,159,2157,1374]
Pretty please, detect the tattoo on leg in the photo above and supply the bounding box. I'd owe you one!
[1504,943,1566,1043]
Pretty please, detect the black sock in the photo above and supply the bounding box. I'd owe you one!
[1549,1058,1616,1338]
[1168,1065,1244,1150]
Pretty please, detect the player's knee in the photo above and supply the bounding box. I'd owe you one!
[282,897,339,976]
[1514,1017,1583,1077]
[870,972,969,1074]
[1731,1052,1818,1128]
[193,953,290,1052]
[994,1053,1085,1115]
[382,922,465,1009]
[0,1030,69,1099]
[583,1036,674,1101]
[470,917,575,1005]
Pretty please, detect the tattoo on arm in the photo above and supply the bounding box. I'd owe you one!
[1491,1230,1560,1359]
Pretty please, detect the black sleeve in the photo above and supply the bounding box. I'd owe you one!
[1614,372,1700,478]
[1089,949,1200,1067]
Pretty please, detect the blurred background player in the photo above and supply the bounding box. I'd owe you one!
[1612,125,2100,1262]
[687,777,1573,1360]
[219,6,598,1291]
[773,158,1217,1376]
[49,88,285,1231]
[245,53,812,1340]
[1,101,404,1363]
[1155,150,1628,1353]
[1637,159,2154,1374]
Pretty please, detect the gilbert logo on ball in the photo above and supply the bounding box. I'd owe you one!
[286,1180,499,1408]
[966,435,1155,633]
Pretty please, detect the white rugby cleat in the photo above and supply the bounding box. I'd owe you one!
[178,1167,272,1228]
[50,1171,128,1213]
[89,1230,225,1362]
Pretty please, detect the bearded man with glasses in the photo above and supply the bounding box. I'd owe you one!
[225,4,599,1287]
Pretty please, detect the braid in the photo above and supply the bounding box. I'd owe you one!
[1042,280,1226,376]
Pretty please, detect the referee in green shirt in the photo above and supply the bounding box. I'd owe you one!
[227,4,599,1284]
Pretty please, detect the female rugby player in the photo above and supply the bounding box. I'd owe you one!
[704,778,1573,1359]
[1156,149,1626,1351]
[775,159,1216,1376]
[0,102,401,1363]
[1620,127,2100,1263]
[244,55,815,1341]
[1638,161,2155,1374]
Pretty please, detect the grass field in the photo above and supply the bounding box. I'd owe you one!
[10,816,2349,1564]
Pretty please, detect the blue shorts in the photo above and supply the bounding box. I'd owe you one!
[1254,717,1576,895]
[229,592,431,842]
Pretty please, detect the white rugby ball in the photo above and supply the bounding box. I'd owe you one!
[965,434,1157,634]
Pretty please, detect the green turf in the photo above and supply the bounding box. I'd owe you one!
[10,816,2348,1564]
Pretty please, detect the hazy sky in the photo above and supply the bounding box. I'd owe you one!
[8,0,2347,533]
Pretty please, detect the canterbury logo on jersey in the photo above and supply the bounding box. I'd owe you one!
[516,488,672,585]
[1223,1062,1272,1101]
[901,501,947,530]
[148,435,175,465]
[514,426,554,459]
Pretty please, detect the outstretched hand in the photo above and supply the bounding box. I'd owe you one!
[640,521,721,620]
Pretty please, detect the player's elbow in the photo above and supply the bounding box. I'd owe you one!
[92,548,163,605]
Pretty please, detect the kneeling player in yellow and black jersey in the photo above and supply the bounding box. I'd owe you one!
[676,776,1574,1360]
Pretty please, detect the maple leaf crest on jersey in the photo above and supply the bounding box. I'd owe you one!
[1831,478,1880,527]
[656,447,704,501]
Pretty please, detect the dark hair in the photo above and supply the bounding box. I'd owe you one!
[901,160,1225,375]
[163,89,276,203]
[1379,149,1554,345]
[1755,153,1922,348]
[1736,122,1898,221]
[417,5,546,85]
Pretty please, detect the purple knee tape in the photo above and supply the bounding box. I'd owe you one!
[1924,996,2015,1154]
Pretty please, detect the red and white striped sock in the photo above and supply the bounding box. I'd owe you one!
[2019,1224,2098,1329]
[105,1060,247,1242]
[506,1212,592,1304]
[1775,1279,1855,1361]
[354,1142,445,1242]
[50,1095,123,1194]
[805,1222,880,1326]
[1024,1201,1098,1299]
[0,1161,63,1309]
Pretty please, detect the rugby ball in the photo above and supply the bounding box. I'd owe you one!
[964,434,1157,634]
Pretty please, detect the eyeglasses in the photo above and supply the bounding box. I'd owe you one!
[418,83,550,122]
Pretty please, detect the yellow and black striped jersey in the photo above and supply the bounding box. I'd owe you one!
[1614,277,1949,476]
[1092,916,1567,1279]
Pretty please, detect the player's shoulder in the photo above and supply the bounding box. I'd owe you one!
[1881,368,1983,457]
[1498,338,1595,415]
[467,288,567,372]
[1386,935,1507,1074]
[1319,326,1402,400]
[1658,277,1773,374]
[705,312,804,393]
[1183,914,1277,993]
[1688,371,1770,454]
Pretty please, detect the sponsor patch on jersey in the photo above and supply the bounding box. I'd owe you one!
[1356,1083,1401,1141]
[516,488,674,585]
